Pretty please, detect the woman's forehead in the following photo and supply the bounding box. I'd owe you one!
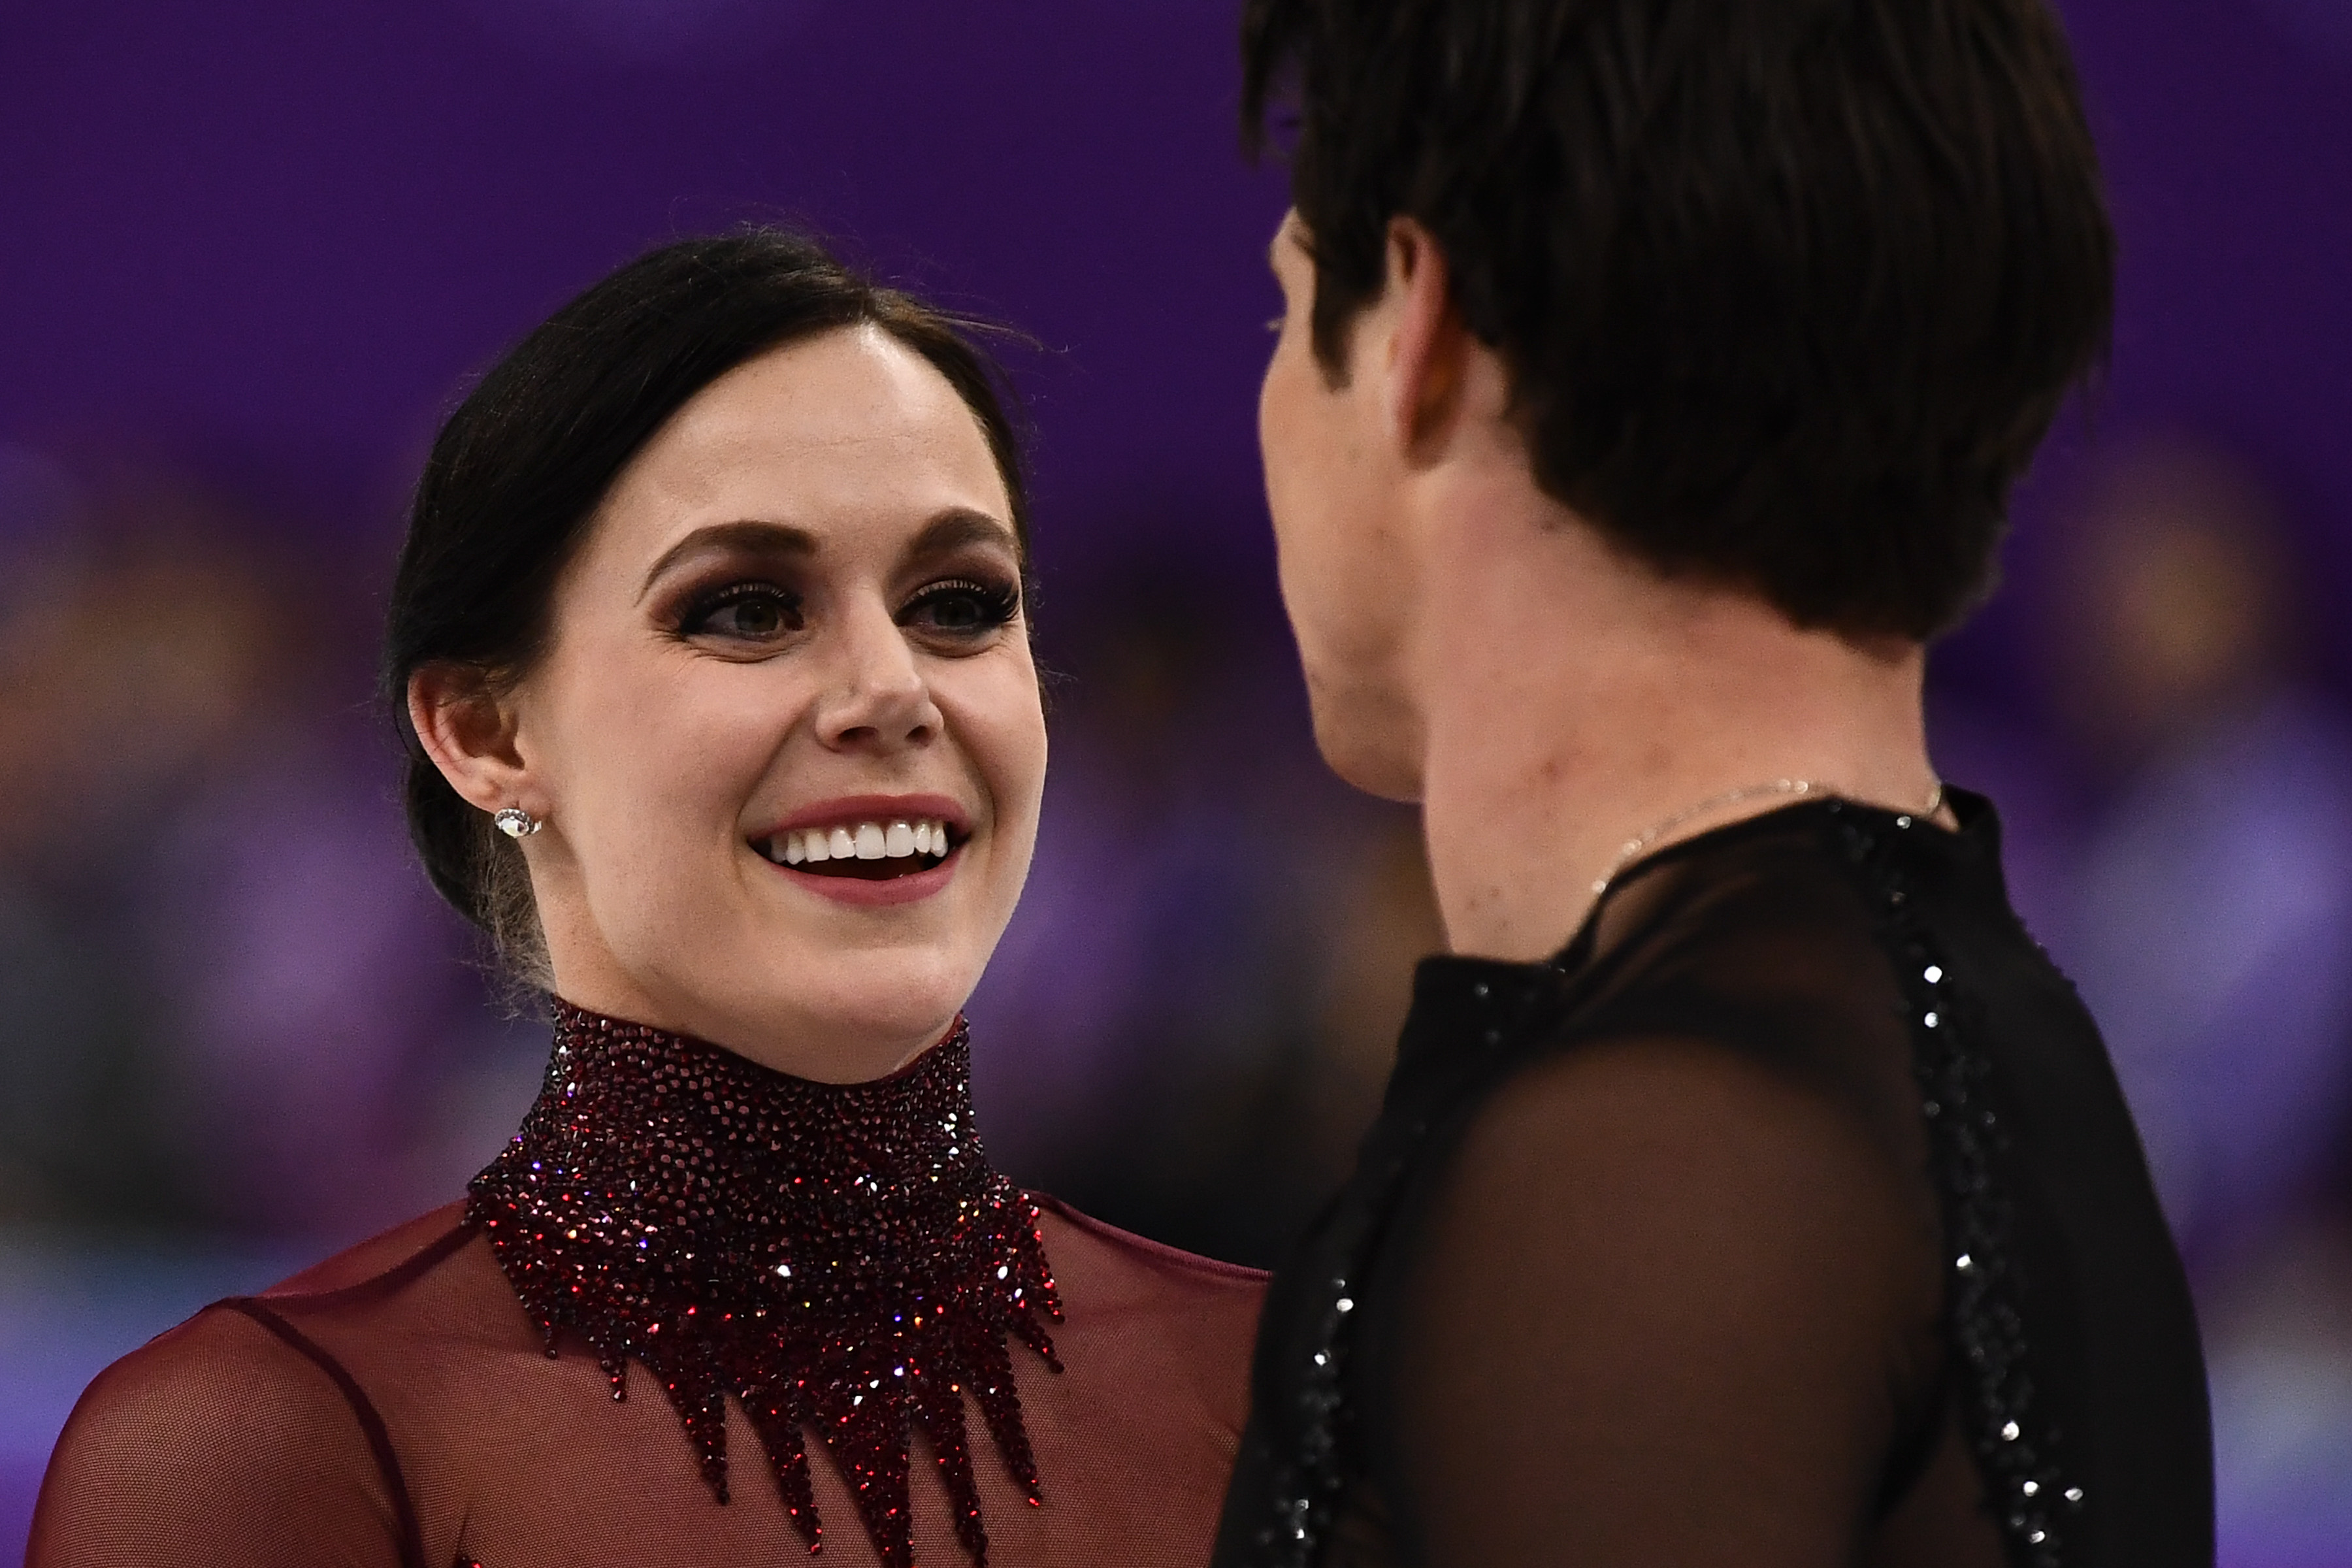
[654,331,977,466]
[589,332,1011,568]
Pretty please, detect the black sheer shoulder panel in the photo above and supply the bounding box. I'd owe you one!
[1371,1033,1949,1567]
[1213,791,2212,1568]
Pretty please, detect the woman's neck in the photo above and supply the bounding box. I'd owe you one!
[534,900,958,1084]
[1410,504,1937,962]
[468,998,1060,1567]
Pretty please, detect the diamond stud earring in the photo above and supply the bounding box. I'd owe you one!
[493,807,542,840]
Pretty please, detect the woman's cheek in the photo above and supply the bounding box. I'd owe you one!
[966,668,1048,823]
[672,674,800,805]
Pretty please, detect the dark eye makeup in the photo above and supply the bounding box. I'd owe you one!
[674,580,804,643]
[666,572,1021,650]
[899,576,1022,640]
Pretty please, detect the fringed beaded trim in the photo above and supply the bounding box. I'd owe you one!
[1840,803,2083,1567]
[466,1002,1062,1568]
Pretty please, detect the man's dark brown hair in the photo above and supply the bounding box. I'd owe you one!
[1242,0,2114,640]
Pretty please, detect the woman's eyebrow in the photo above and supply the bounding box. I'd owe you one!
[901,509,1021,564]
[637,520,816,602]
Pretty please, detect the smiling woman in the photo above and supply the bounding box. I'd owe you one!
[402,313,1048,1084]
[27,231,1265,1568]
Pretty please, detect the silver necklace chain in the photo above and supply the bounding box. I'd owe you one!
[1591,776,1946,896]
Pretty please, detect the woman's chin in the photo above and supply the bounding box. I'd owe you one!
[581,922,988,1081]
[682,977,975,1083]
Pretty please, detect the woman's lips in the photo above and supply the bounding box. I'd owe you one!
[759,841,962,907]
[760,793,970,840]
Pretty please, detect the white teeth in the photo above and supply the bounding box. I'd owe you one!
[776,817,955,866]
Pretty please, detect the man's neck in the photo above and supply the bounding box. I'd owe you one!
[1408,482,1938,961]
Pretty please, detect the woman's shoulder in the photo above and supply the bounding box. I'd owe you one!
[50,1196,492,1397]
[59,1201,487,1418]
[235,1201,540,1384]
[259,1199,478,1298]
[1031,1196,1265,1360]
[1026,1196,1267,1446]
[1034,1194,1266,1309]
[39,1203,506,1482]
[29,1299,402,1564]
[26,1203,493,1565]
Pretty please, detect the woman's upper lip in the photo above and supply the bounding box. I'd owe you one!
[758,793,972,840]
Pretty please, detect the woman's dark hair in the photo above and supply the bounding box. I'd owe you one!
[1242,0,2114,640]
[383,228,1031,975]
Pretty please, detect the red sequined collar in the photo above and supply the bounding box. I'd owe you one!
[466,1001,1062,1568]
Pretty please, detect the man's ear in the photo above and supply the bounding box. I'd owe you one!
[1379,216,1469,465]
[410,664,536,817]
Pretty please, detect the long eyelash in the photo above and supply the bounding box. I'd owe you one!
[675,580,798,634]
[904,578,1021,621]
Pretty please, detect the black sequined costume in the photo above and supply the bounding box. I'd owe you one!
[1214,790,2212,1568]
[33,1008,1264,1568]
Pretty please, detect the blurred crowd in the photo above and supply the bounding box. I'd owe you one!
[6,431,2352,1282]
[6,427,2352,1551]
[0,444,544,1243]
[1937,436,2352,1299]
[1934,436,2352,1552]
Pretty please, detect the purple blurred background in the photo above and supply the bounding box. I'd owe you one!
[5,0,2351,1561]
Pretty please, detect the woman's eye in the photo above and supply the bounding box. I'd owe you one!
[903,579,1021,640]
[682,585,802,642]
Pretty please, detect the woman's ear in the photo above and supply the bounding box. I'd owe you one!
[409,664,536,817]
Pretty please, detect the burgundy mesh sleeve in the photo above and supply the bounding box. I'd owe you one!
[27,1301,416,1568]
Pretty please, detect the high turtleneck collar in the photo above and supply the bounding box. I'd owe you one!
[466,1000,1062,1568]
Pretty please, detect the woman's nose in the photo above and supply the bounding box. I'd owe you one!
[813,606,940,753]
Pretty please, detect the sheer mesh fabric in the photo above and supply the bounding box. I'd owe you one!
[31,1198,1263,1567]
[1217,794,2212,1568]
